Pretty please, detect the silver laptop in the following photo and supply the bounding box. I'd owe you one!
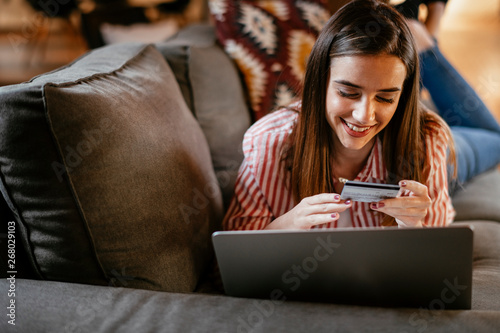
[212,225,473,309]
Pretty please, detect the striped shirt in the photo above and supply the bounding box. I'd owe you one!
[223,108,455,230]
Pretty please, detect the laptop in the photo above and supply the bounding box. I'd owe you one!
[212,225,473,309]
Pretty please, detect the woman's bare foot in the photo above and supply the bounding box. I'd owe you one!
[406,19,435,53]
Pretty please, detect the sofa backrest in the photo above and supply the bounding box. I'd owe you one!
[155,24,252,210]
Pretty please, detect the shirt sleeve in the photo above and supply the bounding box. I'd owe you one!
[221,124,276,231]
[222,146,274,230]
[222,110,298,230]
[423,123,456,226]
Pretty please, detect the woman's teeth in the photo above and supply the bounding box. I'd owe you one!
[345,121,371,132]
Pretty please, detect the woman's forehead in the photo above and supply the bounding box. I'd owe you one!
[329,55,407,89]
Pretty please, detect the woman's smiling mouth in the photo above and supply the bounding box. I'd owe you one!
[341,119,375,137]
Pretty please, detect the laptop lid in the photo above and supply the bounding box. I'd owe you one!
[212,226,473,309]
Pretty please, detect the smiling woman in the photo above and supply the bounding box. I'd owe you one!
[325,55,406,156]
[222,0,500,231]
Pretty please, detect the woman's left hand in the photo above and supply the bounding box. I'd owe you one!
[370,180,431,227]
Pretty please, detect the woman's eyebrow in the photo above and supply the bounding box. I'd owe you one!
[379,87,402,92]
[334,80,401,92]
[334,80,361,89]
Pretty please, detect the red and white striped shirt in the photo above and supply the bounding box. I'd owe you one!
[223,108,455,230]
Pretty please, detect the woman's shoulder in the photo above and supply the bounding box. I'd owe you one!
[244,107,299,140]
[241,107,298,172]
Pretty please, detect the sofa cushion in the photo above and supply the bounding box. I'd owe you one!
[4,263,500,333]
[452,168,500,222]
[155,24,252,209]
[209,0,330,120]
[0,43,223,291]
[454,221,500,310]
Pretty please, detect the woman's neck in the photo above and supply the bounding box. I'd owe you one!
[332,137,376,181]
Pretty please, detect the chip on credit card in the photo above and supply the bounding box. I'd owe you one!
[340,180,400,203]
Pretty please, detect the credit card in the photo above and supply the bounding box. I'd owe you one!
[340,180,400,203]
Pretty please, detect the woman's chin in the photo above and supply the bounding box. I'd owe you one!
[338,136,376,151]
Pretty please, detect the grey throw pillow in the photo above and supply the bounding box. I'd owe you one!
[156,24,252,210]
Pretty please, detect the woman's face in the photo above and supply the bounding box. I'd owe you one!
[326,54,407,154]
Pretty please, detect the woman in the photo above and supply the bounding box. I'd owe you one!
[223,0,500,231]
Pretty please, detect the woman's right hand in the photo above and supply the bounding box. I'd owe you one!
[264,193,352,230]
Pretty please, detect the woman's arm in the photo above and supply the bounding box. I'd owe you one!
[222,159,275,230]
[223,137,352,230]
[223,109,352,230]
[223,110,297,230]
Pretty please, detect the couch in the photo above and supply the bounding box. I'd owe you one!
[1,24,500,333]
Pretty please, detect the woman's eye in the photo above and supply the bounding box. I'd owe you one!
[338,90,358,98]
[376,96,395,104]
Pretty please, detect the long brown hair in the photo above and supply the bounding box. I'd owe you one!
[283,0,455,226]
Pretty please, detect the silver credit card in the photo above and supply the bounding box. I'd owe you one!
[340,180,400,202]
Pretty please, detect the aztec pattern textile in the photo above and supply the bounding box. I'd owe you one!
[209,0,330,120]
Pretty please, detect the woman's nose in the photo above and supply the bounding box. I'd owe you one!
[352,97,376,124]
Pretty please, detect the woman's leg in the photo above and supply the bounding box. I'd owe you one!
[449,127,500,193]
[408,20,500,191]
[420,45,500,133]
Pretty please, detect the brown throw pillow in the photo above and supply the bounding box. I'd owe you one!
[0,43,223,291]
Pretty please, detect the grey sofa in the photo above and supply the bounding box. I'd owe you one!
[1,24,500,333]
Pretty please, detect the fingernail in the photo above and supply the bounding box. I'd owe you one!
[400,181,407,187]
[331,213,338,219]
[345,200,351,205]
[334,195,340,200]
[378,202,385,208]
[370,203,377,209]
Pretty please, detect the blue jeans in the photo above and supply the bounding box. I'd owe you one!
[419,45,500,193]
